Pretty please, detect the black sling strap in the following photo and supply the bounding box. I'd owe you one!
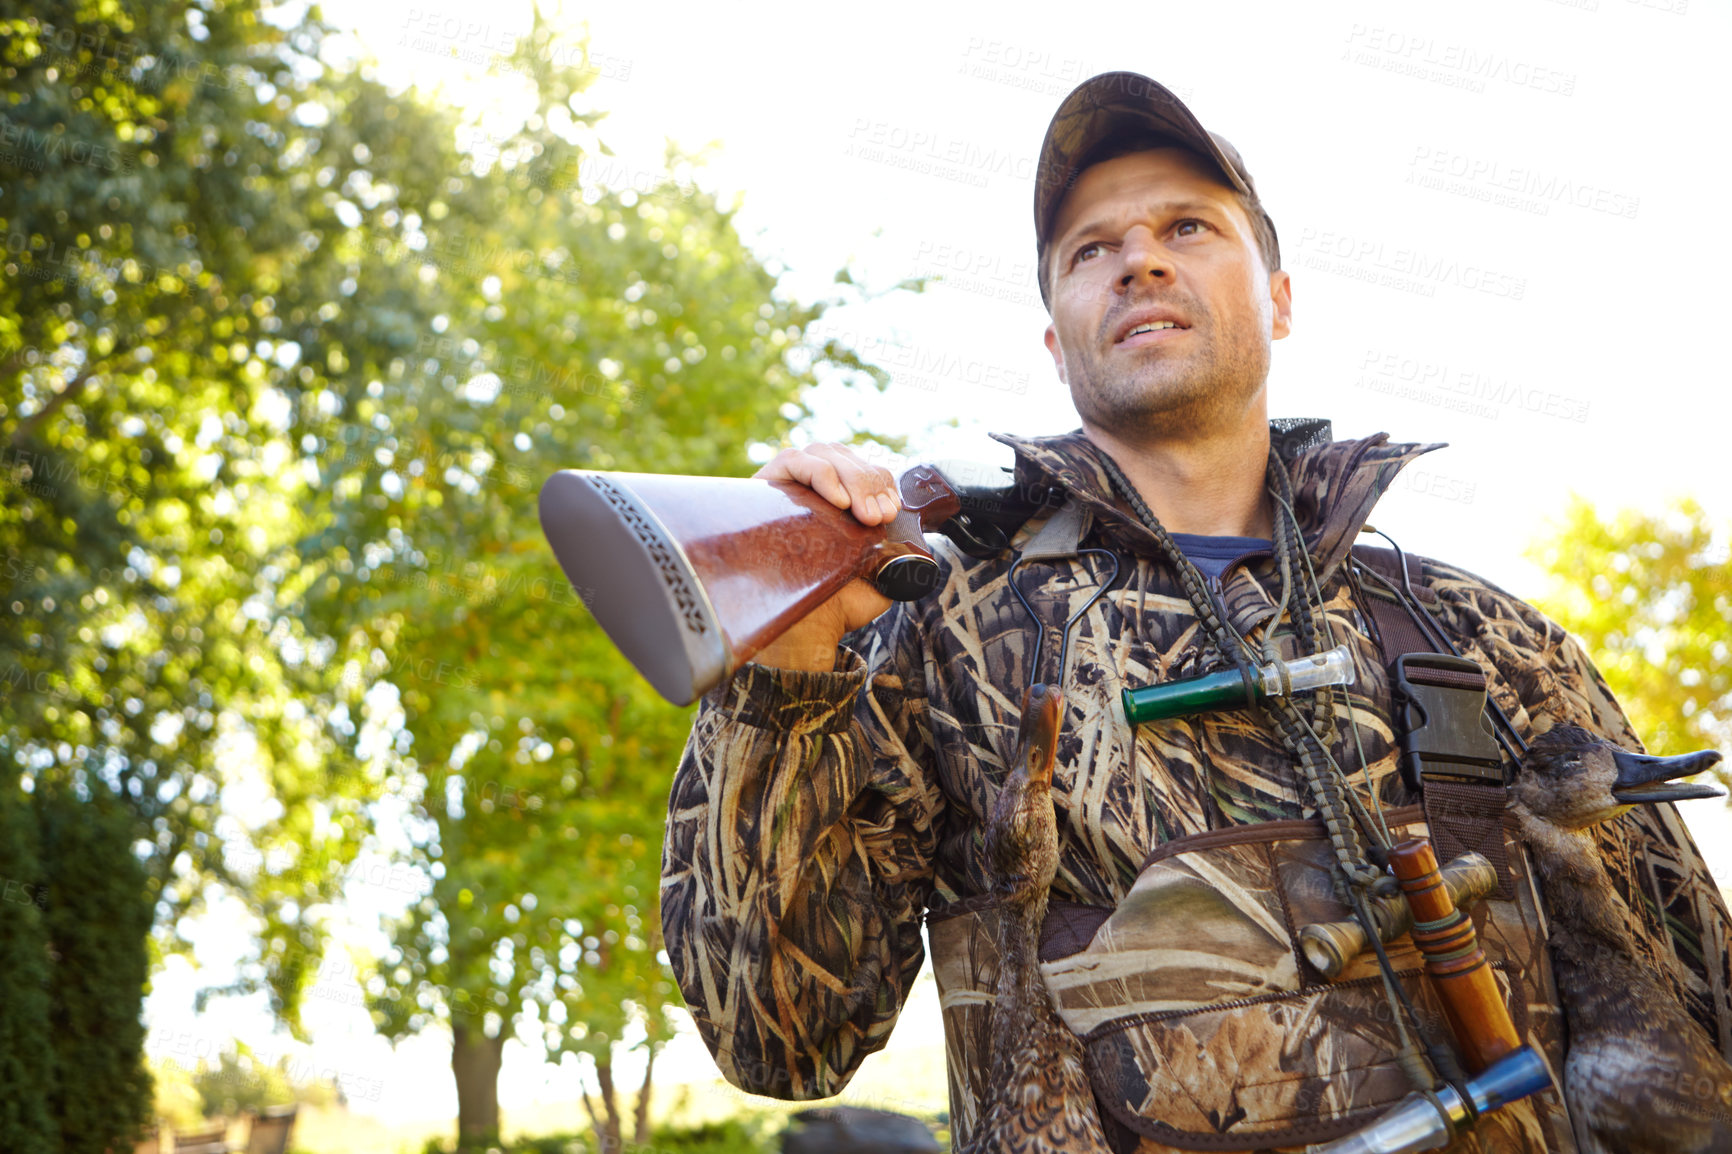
[1352,545,1517,900]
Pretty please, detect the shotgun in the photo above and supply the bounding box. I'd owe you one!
[539,462,1056,705]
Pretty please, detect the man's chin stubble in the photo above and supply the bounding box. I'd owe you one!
[1074,366,1238,441]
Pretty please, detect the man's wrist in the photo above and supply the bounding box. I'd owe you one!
[747,639,842,674]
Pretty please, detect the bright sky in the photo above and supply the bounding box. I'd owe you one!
[149,0,1732,1132]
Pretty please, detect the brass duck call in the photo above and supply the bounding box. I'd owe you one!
[1300,852,1500,981]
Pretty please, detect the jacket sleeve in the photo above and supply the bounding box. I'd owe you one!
[658,600,945,1099]
[1426,559,1732,1060]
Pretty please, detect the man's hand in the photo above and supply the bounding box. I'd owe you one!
[749,443,900,672]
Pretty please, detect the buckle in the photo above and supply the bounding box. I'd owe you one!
[1393,653,1505,791]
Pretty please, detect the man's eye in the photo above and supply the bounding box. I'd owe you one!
[1174,219,1207,237]
[1073,241,1104,264]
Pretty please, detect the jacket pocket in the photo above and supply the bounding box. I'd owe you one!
[1078,963,1528,1150]
[1040,809,1544,1151]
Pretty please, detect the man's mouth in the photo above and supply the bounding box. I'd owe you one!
[1113,311,1191,347]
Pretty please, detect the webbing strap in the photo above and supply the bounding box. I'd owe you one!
[1425,780,1516,901]
[1351,546,1516,900]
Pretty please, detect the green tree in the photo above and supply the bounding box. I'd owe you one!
[287,19,890,1148]
[2,5,888,1149]
[191,1047,336,1118]
[0,779,54,1154]
[1529,496,1732,769]
[0,1,481,1139]
[36,778,154,1149]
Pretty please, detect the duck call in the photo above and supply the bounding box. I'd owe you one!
[1122,643,1357,725]
[1389,837,1522,1074]
[539,464,961,705]
[1299,852,1499,981]
[1304,1046,1551,1154]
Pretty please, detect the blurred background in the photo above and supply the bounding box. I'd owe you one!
[1,0,1727,1151]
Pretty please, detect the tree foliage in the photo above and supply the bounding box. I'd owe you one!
[0,0,471,1032]
[1,1,888,1146]
[37,778,154,1150]
[285,16,886,1144]
[0,0,487,1138]
[1529,496,1732,770]
[0,781,54,1154]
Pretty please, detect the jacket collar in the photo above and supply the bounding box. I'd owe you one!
[989,421,1444,580]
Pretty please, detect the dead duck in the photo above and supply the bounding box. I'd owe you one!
[1509,723,1729,1154]
[965,684,1111,1154]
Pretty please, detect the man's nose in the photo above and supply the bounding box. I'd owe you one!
[1117,227,1172,290]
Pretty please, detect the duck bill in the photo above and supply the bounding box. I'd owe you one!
[1611,747,1725,805]
[1016,683,1065,786]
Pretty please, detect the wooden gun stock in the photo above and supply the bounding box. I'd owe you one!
[1389,837,1522,1074]
[538,465,960,705]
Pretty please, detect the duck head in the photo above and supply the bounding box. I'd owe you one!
[985,684,1065,898]
[1512,723,1723,831]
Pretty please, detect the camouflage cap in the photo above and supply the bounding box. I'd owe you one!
[1034,71,1278,308]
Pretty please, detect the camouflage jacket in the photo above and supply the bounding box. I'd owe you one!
[660,425,1732,1152]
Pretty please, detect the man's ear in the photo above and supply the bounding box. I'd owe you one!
[1270,269,1293,341]
[1044,323,1068,385]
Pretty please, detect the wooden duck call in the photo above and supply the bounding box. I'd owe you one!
[1389,837,1522,1074]
[539,464,961,705]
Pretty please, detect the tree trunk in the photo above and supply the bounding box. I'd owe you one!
[633,1044,658,1145]
[596,1059,623,1152]
[451,1021,506,1152]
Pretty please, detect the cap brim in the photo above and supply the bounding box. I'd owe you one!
[1034,72,1253,293]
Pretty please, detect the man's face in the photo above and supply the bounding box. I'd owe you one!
[1042,148,1292,440]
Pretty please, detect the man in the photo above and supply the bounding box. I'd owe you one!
[659,72,1732,1152]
